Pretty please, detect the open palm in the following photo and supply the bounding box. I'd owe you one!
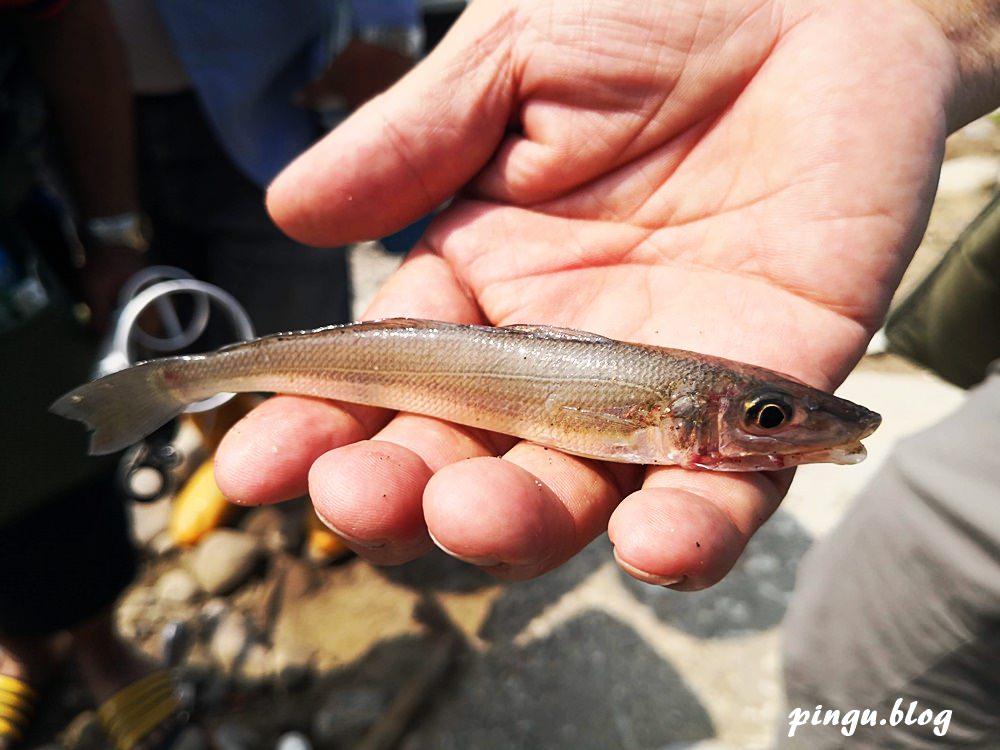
[216,0,953,586]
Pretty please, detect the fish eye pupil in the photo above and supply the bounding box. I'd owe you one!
[746,398,790,430]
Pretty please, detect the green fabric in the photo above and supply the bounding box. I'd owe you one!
[886,190,1000,389]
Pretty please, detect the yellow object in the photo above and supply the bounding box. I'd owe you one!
[306,509,351,563]
[97,670,180,750]
[169,458,235,546]
[0,675,35,743]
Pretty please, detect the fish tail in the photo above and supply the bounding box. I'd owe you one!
[50,359,193,455]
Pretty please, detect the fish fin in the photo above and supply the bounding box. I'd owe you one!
[501,324,615,344]
[50,359,189,455]
[216,318,445,354]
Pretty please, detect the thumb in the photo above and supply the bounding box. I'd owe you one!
[267,4,517,246]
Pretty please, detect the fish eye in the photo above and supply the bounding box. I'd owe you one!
[744,395,793,431]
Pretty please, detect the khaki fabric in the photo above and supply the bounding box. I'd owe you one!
[886,192,1000,389]
[780,366,1000,748]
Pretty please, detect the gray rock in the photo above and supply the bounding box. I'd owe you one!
[149,529,179,557]
[210,609,251,671]
[171,726,212,750]
[187,529,262,595]
[273,643,314,691]
[312,686,387,745]
[275,730,312,750]
[129,496,172,546]
[212,721,261,750]
[157,568,201,603]
[241,505,304,553]
[238,642,274,684]
[161,619,192,667]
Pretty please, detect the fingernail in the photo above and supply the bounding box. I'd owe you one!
[613,547,685,587]
[314,517,387,550]
[428,530,501,567]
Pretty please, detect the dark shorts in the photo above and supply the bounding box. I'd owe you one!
[0,471,137,636]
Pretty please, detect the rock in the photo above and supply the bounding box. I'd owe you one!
[129,497,172,546]
[170,726,212,750]
[241,505,304,553]
[187,529,262,595]
[116,585,160,640]
[937,155,1000,198]
[277,558,317,614]
[272,644,314,691]
[311,686,387,746]
[275,730,312,750]
[212,721,261,750]
[150,529,180,556]
[157,568,201,603]
[210,609,251,671]
[161,619,192,666]
[238,642,274,684]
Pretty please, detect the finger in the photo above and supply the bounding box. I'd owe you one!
[307,440,435,564]
[608,467,793,590]
[308,415,515,564]
[266,3,518,246]
[214,395,386,504]
[294,246,502,562]
[424,445,642,580]
[215,247,480,505]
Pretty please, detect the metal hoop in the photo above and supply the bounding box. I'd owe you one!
[108,279,256,413]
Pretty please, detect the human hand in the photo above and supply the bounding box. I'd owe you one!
[216,0,957,587]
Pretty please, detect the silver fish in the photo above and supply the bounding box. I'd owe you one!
[51,318,880,470]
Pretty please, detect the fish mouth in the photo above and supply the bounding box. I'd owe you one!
[795,442,867,466]
[859,410,882,439]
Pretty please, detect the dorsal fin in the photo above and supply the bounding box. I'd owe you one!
[501,324,615,345]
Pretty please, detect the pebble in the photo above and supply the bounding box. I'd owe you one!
[187,529,262,595]
[212,722,261,750]
[937,155,1000,198]
[239,642,274,684]
[157,568,201,603]
[311,686,387,745]
[149,529,180,557]
[242,506,304,553]
[275,730,313,750]
[129,497,172,546]
[170,726,212,750]
[272,644,314,691]
[161,619,192,666]
[210,609,252,671]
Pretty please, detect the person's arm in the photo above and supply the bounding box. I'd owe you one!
[19,0,145,331]
[911,0,1000,130]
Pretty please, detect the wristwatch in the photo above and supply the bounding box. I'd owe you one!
[82,212,150,253]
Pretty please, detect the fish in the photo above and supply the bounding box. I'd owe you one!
[50,318,881,471]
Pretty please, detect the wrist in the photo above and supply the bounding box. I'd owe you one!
[906,0,1000,130]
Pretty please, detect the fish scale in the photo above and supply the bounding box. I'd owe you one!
[50,318,880,470]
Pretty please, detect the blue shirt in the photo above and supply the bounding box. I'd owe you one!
[154,0,419,186]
